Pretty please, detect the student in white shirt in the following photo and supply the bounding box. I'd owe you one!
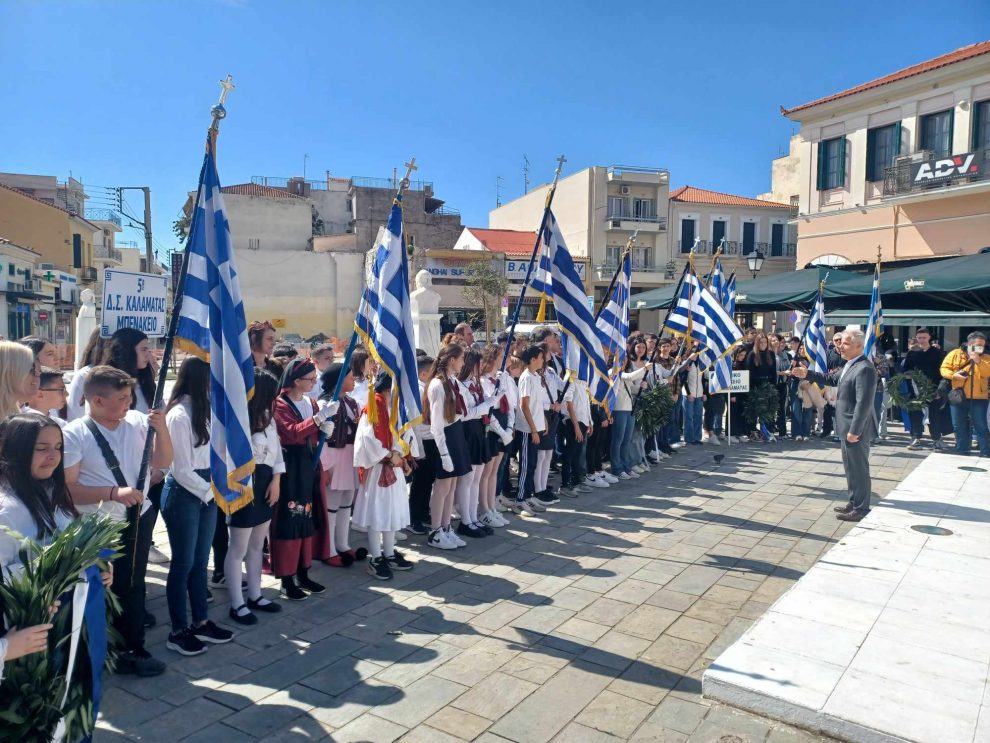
[409,355,437,535]
[162,358,235,656]
[23,367,68,427]
[306,343,335,401]
[454,349,497,540]
[478,344,513,529]
[495,354,524,511]
[349,346,373,411]
[560,378,593,497]
[63,366,173,678]
[65,329,106,422]
[0,341,39,419]
[227,368,284,625]
[512,345,548,515]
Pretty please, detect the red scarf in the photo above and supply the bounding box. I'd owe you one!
[359,393,397,487]
[469,381,490,424]
[452,379,468,416]
[490,375,509,414]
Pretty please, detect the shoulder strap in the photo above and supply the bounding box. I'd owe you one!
[83,418,130,488]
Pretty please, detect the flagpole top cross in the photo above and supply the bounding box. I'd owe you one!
[218,75,235,105]
[401,158,418,189]
[211,75,235,127]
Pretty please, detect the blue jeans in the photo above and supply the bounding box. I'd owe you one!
[162,476,217,632]
[791,399,813,438]
[682,397,704,443]
[610,410,635,474]
[949,399,990,456]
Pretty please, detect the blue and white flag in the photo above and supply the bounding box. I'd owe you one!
[709,266,736,393]
[595,251,631,410]
[863,263,884,359]
[803,282,829,376]
[174,133,255,514]
[531,236,554,322]
[541,212,610,403]
[665,265,742,367]
[354,197,422,446]
[709,259,727,309]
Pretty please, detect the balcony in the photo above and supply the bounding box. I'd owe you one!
[605,212,667,232]
[605,165,670,186]
[677,240,796,257]
[882,148,990,198]
[85,208,122,227]
[5,279,43,297]
[95,244,123,265]
[79,266,98,283]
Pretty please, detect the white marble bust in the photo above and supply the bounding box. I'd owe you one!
[410,270,442,355]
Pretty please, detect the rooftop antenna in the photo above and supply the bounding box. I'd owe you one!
[496,175,504,207]
[523,155,530,194]
[303,153,308,179]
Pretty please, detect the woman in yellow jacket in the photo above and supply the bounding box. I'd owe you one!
[940,331,990,457]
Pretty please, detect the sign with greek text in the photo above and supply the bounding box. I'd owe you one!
[100,269,169,338]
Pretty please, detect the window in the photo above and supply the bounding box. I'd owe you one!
[919,109,953,158]
[633,199,655,220]
[711,220,726,251]
[816,137,846,191]
[632,247,650,269]
[605,246,621,266]
[72,234,82,268]
[866,123,901,181]
[679,219,696,253]
[973,100,990,152]
[248,237,261,250]
[607,196,625,218]
[742,223,756,255]
[770,223,784,256]
[7,264,13,276]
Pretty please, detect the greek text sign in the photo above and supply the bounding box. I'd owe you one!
[716,369,749,393]
[101,269,169,337]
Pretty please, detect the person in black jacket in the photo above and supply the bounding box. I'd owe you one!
[903,327,949,450]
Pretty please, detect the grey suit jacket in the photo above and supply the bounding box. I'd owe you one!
[805,356,877,440]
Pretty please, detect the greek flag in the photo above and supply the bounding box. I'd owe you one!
[531,237,554,322]
[666,265,742,366]
[863,263,884,358]
[174,133,255,514]
[709,266,736,393]
[710,259,727,308]
[803,282,829,376]
[354,197,422,446]
[595,251,631,410]
[542,212,610,403]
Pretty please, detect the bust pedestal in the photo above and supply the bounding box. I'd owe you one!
[413,312,442,357]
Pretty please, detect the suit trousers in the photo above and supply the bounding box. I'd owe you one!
[840,437,872,513]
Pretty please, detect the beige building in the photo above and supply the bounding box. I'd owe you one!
[769,41,990,267]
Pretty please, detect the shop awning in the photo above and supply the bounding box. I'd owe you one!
[826,309,990,327]
[862,252,990,313]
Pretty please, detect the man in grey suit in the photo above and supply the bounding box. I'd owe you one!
[791,329,877,522]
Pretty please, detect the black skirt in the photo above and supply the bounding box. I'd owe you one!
[434,419,472,479]
[538,410,560,451]
[487,409,509,454]
[230,464,275,529]
[464,418,491,466]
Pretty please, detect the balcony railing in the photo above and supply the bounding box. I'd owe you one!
[597,262,668,274]
[678,240,796,257]
[606,212,667,229]
[882,148,990,198]
[85,208,122,227]
[79,266,98,282]
[95,244,123,263]
[5,279,42,295]
[350,176,434,193]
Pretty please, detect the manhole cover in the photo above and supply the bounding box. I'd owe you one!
[911,525,953,536]
[718,737,745,743]
[958,466,987,472]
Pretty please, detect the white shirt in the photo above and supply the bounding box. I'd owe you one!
[563,380,592,427]
[0,482,73,577]
[427,378,460,455]
[166,397,213,504]
[291,397,314,421]
[251,420,286,473]
[515,369,547,434]
[23,406,66,428]
[63,410,153,520]
[613,365,650,412]
[414,380,434,442]
[352,379,369,410]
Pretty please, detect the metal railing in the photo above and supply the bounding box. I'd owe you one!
[675,241,796,258]
[79,266,97,282]
[428,205,461,217]
[351,176,434,192]
[85,208,122,227]
[606,165,670,179]
[606,212,667,229]
[95,244,123,263]
[597,262,667,274]
[882,148,990,197]
[251,176,329,191]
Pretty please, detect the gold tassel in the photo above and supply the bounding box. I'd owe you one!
[536,294,547,323]
[366,378,378,426]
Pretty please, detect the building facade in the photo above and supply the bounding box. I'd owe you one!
[771,41,990,267]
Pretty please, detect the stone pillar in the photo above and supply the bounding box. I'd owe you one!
[74,288,97,370]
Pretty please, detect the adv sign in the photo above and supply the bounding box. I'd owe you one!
[101,269,169,338]
[911,152,979,184]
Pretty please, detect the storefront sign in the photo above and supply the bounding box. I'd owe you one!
[424,257,492,279]
[100,269,169,337]
[911,152,979,184]
[504,259,586,281]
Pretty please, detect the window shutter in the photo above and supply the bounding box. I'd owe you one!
[894,120,902,156]
[838,137,847,187]
[972,103,982,151]
[816,141,826,191]
[947,111,955,155]
[865,129,876,182]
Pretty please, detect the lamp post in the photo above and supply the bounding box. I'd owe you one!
[747,250,765,279]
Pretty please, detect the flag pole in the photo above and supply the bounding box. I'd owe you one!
[126,75,236,582]
[797,273,829,359]
[312,158,418,466]
[704,239,724,289]
[498,155,567,373]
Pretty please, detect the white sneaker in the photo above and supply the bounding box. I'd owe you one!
[445,526,467,547]
[618,472,632,480]
[496,495,514,512]
[428,528,456,550]
[492,510,509,527]
[708,436,721,446]
[395,530,407,541]
[728,436,740,443]
[585,475,608,489]
[671,442,684,449]
[629,470,641,479]
[481,512,502,528]
[451,507,461,521]
[524,497,547,512]
[147,544,169,564]
[633,464,646,474]
[647,452,661,463]
[600,471,619,484]
[517,500,537,516]
[657,452,669,460]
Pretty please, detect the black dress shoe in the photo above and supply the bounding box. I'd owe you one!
[833,503,855,514]
[229,605,258,626]
[247,596,283,613]
[836,510,866,522]
[143,611,157,629]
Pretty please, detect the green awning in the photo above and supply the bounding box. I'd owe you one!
[826,309,990,327]
[865,252,990,313]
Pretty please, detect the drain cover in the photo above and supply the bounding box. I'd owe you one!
[958,466,987,473]
[911,525,953,536]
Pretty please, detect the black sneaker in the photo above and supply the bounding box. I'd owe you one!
[228,605,258,626]
[475,521,495,536]
[206,589,214,603]
[210,572,226,586]
[117,648,167,676]
[143,611,157,628]
[366,556,393,581]
[660,446,675,455]
[281,578,308,601]
[456,522,485,539]
[406,521,429,536]
[166,628,207,656]
[386,550,414,571]
[536,490,559,505]
[247,596,282,613]
[191,620,234,644]
[297,574,326,594]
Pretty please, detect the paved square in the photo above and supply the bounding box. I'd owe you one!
[95,435,925,742]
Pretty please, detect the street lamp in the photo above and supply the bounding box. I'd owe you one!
[747,250,766,279]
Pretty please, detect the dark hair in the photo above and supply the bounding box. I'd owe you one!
[101,328,155,409]
[83,365,135,399]
[788,336,801,345]
[247,320,275,352]
[0,413,76,538]
[79,329,106,367]
[531,326,556,343]
[249,369,280,434]
[417,355,435,373]
[458,349,482,383]
[39,367,63,389]
[422,344,464,425]
[311,343,334,359]
[350,346,370,378]
[915,327,931,336]
[519,345,544,365]
[167,358,211,447]
[318,363,347,402]
[272,343,297,359]
[18,335,50,359]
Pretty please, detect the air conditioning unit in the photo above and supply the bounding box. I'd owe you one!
[620,186,631,195]
[609,218,623,228]
[894,150,933,167]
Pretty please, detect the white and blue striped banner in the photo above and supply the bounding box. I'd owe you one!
[666,265,742,368]
[541,212,611,403]
[863,263,883,359]
[804,283,829,376]
[709,263,736,393]
[354,198,422,446]
[174,134,255,514]
[595,251,631,410]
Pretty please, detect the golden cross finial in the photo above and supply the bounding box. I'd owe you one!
[625,230,639,251]
[554,154,567,177]
[401,158,418,188]
[218,75,235,106]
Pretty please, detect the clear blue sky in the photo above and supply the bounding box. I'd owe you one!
[2,1,987,258]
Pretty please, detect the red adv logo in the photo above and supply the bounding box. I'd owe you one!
[911,153,979,183]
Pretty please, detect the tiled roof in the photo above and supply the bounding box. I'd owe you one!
[0,182,70,214]
[783,41,990,116]
[221,183,303,199]
[669,186,791,209]
[466,228,538,257]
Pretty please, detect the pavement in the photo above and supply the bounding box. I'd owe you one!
[94,430,927,743]
[704,451,990,743]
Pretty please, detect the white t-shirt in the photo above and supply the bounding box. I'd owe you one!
[252,420,286,473]
[63,411,153,520]
[514,369,547,434]
[166,397,212,504]
[563,381,592,427]
[0,482,73,576]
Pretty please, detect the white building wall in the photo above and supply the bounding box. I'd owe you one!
[224,194,313,252]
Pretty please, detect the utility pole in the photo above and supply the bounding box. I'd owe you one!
[496,175,503,207]
[523,156,530,194]
[117,186,154,272]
